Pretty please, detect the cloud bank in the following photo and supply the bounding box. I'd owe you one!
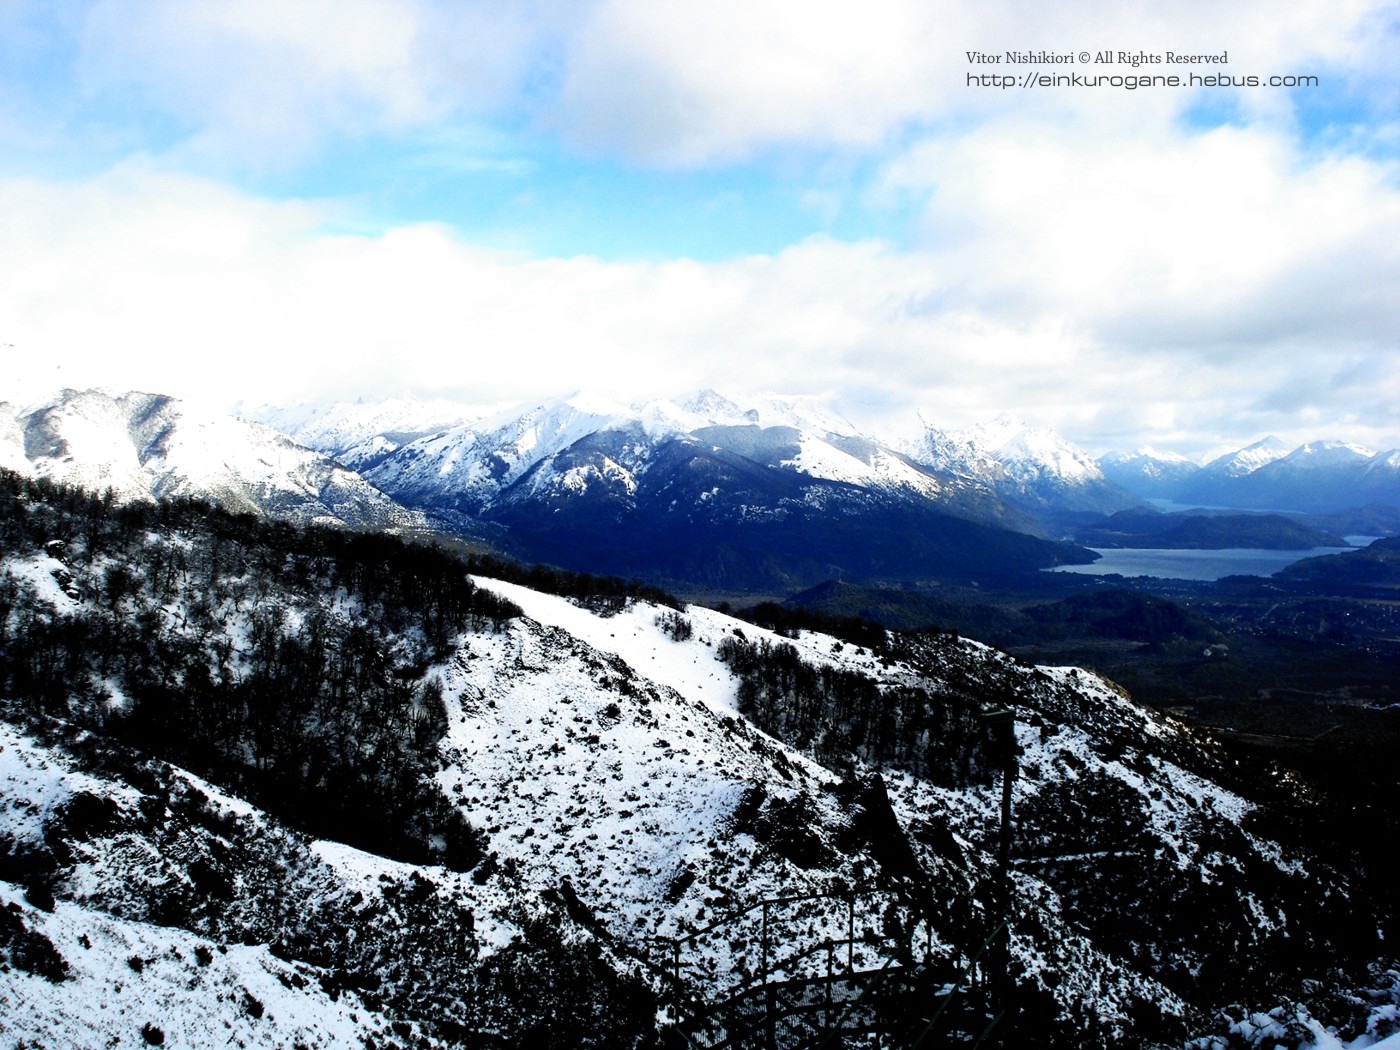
[0,0,1396,457]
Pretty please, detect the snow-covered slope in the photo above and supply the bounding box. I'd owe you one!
[6,388,424,529]
[366,391,643,511]
[0,880,413,1050]
[359,389,971,516]
[0,716,629,1050]
[968,414,1104,485]
[1099,447,1204,499]
[244,395,494,453]
[0,403,30,475]
[1203,436,1294,480]
[1169,438,1400,512]
[903,412,1140,515]
[1,480,1395,1047]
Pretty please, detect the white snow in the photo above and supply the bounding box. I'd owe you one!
[4,550,82,614]
[0,883,408,1050]
[0,723,141,848]
[1203,436,1292,477]
[6,389,418,527]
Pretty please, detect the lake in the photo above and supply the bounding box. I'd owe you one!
[1047,545,1365,582]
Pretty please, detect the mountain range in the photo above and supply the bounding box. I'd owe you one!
[1099,438,1400,513]
[3,388,1397,598]
[253,390,1400,520]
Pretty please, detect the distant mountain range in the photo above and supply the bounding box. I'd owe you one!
[1099,437,1400,513]
[252,390,1126,587]
[254,390,1144,521]
[4,387,1396,594]
[1,389,1105,588]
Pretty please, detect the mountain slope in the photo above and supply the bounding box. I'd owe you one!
[350,392,1093,588]
[1223,440,1382,512]
[1098,435,1400,514]
[1146,438,1400,513]
[5,389,423,530]
[1098,448,1204,500]
[1201,436,1294,480]
[903,413,1141,516]
[2,474,1393,1047]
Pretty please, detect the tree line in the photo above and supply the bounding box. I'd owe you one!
[715,633,995,787]
[0,471,522,868]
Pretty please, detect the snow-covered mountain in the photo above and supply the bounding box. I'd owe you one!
[2,479,1395,1048]
[1216,440,1388,512]
[323,390,1088,587]
[244,395,502,474]
[358,389,982,514]
[902,412,1141,515]
[0,387,1097,589]
[1,389,424,530]
[1098,447,1204,500]
[1103,436,1400,513]
[1202,436,1294,480]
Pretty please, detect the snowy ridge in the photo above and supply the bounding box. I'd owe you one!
[1168,437,1399,512]
[967,413,1104,485]
[781,430,949,498]
[1100,435,1400,512]
[1100,448,1200,476]
[297,388,991,525]
[1273,440,1377,470]
[1202,436,1294,479]
[433,582,898,989]
[4,389,424,529]
[901,412,1139,514]
[366,391,640,509]
[243,396,497,455]
[440,578,1372,1038]
[1098,447,1205,501]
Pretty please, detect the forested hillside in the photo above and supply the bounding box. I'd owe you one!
[2,470,1397,1049]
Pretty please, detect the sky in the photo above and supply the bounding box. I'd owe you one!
[0,0,1397,458]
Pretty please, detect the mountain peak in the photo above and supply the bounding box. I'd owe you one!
[1203,436,1292,477]
[681,388,752,422]
[1286,438,1375,457]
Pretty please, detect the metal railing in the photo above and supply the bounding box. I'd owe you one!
[644,886,1004,1049]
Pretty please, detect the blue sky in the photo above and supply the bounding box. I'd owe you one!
[1,0,1397,457]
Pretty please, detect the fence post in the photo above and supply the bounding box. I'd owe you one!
[761,900,770,981]
[673,940,682,1025]
[981,708,1018,1045]
[825,940,834,1035]
[847,892,855,974]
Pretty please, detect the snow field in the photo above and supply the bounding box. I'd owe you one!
[0,883,405,1050]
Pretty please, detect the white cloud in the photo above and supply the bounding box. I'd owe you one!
[552,0,1396,165]
[1,161,1396,457]
[889,121,1400,340]
[871,114,1400,452]
[69,0,559,166]
[2,1,1397,457]
[27,0,1391,169]
[555,0,955,164]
